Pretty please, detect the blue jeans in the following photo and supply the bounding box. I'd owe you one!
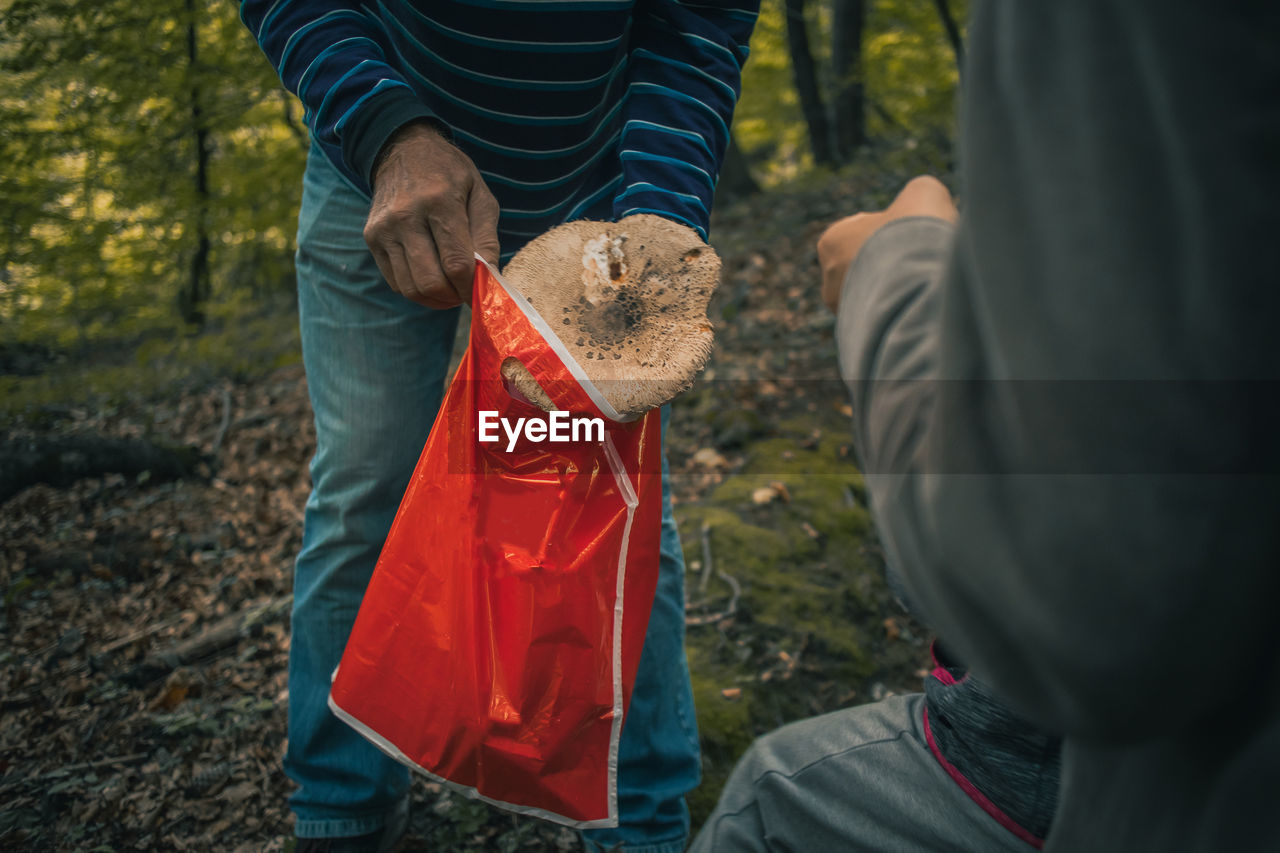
[288,145,700,852]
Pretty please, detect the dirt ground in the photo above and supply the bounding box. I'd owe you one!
[0,171,936,851]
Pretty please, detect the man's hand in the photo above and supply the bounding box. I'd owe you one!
[817,175,958,313]
[364,121,501,308]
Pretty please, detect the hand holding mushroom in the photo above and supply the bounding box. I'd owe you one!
[502,214,719,416]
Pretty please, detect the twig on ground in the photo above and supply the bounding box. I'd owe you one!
[686,522,741,626]
[120,595,292,685]
[210,384,233,458]
[97,617,182,657]
[41,752,149,780]
[697,520,713,595]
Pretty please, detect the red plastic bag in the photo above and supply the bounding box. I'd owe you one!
[328,258,663,827]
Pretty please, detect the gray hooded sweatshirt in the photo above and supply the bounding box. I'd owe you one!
[837,3,1280,850]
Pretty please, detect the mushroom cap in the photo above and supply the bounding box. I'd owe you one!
[500,214,719,417]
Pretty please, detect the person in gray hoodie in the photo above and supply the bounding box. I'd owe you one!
[691,3,1279,851]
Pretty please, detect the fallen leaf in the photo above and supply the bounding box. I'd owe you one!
[220,781,258,804]
[691,447,728,469]
[148,683,189,712]
[751,487,778,505]
[752,481,791,505]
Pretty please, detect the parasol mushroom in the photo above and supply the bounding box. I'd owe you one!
[500,213,719,417]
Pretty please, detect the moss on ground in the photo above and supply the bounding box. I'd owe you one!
[0,297,301,425]
[678,411,907,828]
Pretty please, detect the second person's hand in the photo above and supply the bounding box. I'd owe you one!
[817,175,958,314]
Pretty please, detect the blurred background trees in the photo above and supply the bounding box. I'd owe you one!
[1,0,304,359]
[0,0,963,402]
[731,0,962,186]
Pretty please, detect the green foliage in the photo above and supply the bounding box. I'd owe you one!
[0,0,304,355]
[679,413,884,826]
[735,0,965,183]
[863,0,963,150]
[0,291,299,424]
[734,0,811,183]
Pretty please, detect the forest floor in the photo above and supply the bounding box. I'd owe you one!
[0,167,938,851]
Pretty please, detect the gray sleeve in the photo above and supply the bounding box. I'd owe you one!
[836,217,955,479]
[839,2,1280,742]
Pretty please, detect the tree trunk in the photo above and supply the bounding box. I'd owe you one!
[121,596,292,686]
[784,0,837,167]
[831,0,867,160]
[932,0,965,75]
[279,87,309,148]
[180,0,211,326]
[716,133,760,202]
[0,435,207,503]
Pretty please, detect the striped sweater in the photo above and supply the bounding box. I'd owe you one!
[240,0,758,260]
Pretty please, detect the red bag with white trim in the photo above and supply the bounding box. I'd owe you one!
[328,258,663,827]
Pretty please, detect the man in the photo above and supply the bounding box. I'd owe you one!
[692,3,1279,851]
[238,2,758,850]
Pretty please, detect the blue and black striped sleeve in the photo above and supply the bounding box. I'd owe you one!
[614,0,758,239]
[239,1,434,194]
